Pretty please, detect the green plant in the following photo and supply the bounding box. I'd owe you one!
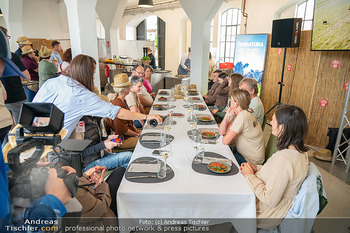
[142,56,150,61]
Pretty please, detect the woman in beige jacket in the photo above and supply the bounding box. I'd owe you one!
[240,104,309,229]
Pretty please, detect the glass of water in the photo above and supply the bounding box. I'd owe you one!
[192,131,205,164]
[160,142,172,173]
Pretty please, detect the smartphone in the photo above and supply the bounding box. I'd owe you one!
[111,135,124,143]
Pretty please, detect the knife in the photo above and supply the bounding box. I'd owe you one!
[128,175,157,179]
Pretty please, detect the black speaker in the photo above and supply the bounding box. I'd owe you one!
[271,18,302,48]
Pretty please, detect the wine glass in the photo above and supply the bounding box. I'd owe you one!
[163,117,172,137]
[189,112,197,136]
[160,142,172,173]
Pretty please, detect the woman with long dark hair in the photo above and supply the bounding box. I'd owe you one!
[240,104,309,229]
[33,54,161,138]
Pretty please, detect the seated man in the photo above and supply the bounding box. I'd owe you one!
[131,65,153,113]
[81,115,132,171]
[203,69,221,105]
[239,78,264,126]
[125,75,146,129]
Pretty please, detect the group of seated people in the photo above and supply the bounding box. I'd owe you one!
[1,28,314,231]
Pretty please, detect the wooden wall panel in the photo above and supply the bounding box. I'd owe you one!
[27,38,64,57]
[261,30,350,147]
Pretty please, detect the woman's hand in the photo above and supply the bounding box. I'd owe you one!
[84,166,106,188]
[226,107,236,119]
[104,135,122,149]
[211,108,219,115]
[240,163,255,177]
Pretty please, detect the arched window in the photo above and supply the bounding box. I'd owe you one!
[295,0,314,30]
[218,8,241,63]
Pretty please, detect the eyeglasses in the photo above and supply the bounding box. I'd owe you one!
[135,71,144,76]
[7,35,11,39]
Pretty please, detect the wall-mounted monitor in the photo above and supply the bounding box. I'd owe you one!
[311,0,350,51]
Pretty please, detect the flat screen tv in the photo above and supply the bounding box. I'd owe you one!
[311,0,350,51]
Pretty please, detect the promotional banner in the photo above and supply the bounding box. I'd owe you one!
[233,34,268,95]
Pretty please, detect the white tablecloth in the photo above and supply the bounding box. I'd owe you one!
[117,90,256,232]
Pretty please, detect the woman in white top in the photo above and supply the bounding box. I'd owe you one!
[240,104,309,229]
[34,54,161,138]
[219,89,265,165]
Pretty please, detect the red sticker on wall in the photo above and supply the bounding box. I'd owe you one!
[319,99,328,107]
[278,48,282,55]
[331,60,340,69]
[287,64,292,71]
[344,82,349,90]
[106,41,110,48]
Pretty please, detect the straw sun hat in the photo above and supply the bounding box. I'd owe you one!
[21,45,35,55]
[16,36,32,45]
[39,45,52,58]
[313,148,332,162]
[111,73,132,88]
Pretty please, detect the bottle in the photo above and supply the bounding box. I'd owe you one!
[149,115,168,128]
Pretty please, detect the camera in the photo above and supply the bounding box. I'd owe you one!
[5,103,89,217]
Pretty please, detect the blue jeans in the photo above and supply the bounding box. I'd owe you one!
[84,151,132,171]
[230,146,247,166]
[24,86,36,102]
[133,120,144,129]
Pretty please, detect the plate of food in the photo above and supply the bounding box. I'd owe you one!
[207,162,231,174]
[158,97,168,101]
[199,117,212,122]
[159,91,169,95]
[196,104,206,110]
[153,104,164,110]
[188,91,198,96]
[192,97,200,101]
[201,131,217,138]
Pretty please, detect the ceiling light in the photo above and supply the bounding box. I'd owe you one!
[138,0,154,8]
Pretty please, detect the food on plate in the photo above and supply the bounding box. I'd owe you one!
[208,162,229,173]
[159,91,168,94]
[192,97,200,100]
[153,104,162,108]
[201,131,216,138]
[159,97,167,101]
[199,117,212,122]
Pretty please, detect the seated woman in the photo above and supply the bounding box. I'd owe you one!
[143,65,156,99]
[125,75,146,129]
[206,72,229,109]
[212,73,243,123]
[33,54,161,139]
[240,104,309,229]
[76,165,126,227]
[219,89,265,165]
[106,73,141,149]
[21,45,39,102]
[81,115,132,170]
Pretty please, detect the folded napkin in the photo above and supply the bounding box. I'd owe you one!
[141,135,161,142]
[202,157,232,166]
[128,163,158,173]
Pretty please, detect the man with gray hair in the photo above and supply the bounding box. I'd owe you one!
[125,75,146,128]
[239,78,264,126]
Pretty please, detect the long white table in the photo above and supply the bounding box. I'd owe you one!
[117,90,256,232]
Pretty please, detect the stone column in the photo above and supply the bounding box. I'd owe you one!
[96,0,127,58]
[64,0,101,89]
[0,0,24,51]
[178,0,224,94]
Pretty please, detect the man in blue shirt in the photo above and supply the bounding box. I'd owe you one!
[49,40,63,71]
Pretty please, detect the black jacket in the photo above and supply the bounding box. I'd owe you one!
[81,116,106,167]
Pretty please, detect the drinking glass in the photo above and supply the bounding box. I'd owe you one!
[189,112,197,136]
[163,117,172,137]
[192,131,205,164]
[157,158,166,179]
[160,142,172,173]
[159,130,167,148]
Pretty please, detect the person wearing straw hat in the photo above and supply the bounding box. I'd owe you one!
[14,36,32,58]
[38,45,57,88]
[106,73,142,149]
[21,45,39,102]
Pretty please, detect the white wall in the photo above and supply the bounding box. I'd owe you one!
[119,8,189,74]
